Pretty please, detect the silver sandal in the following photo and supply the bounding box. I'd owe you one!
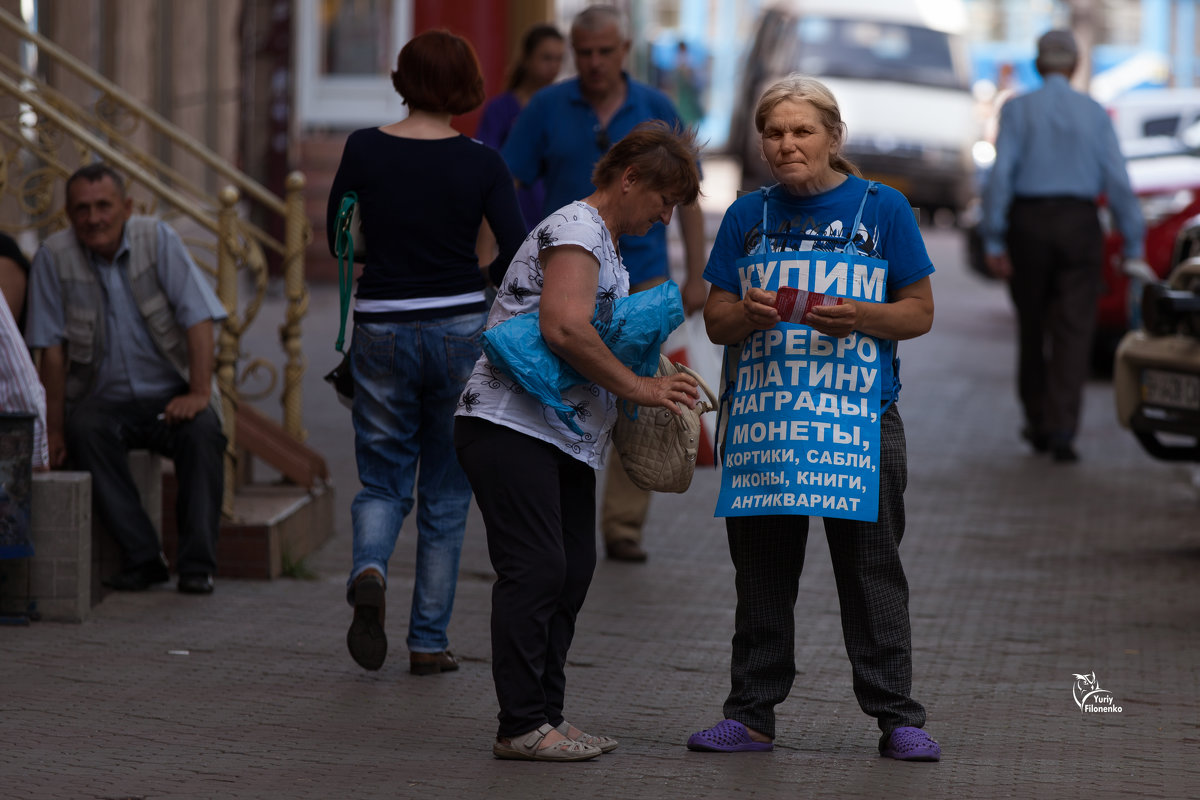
[557,720,619,753]
[493,723,602,761]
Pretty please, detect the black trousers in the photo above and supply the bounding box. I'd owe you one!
[721,405,926,750]
[66,394,225,574]
[1005,198,1104,442]
[454,416,597,738]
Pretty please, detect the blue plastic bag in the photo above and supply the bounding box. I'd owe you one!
[481,280,685,433]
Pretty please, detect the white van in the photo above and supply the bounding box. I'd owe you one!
[1107,88,1200,144]
[731,0,978,223]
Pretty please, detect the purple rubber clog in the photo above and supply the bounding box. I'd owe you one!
[686,719,774,752]
[881,726,941,761]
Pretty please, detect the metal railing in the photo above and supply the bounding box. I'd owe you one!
[0,7,313,517]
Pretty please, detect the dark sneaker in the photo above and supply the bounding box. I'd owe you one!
[1020,425,1049,453]
[1051,441,1079,463]
[605,539,648,562]
[410,650,459,675]
[177,573,214,594]
[102,554,170,591]
[881,726,941,761]
[347,572,386,671]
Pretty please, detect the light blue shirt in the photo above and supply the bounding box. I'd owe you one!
[983,73,1145,257]
[26,220,227,403]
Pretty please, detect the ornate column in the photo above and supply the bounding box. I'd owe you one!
[216,185,241,518]
[281,170,309,442]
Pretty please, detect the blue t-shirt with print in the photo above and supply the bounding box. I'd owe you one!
[501,75,684,285]
[704,175,934,406]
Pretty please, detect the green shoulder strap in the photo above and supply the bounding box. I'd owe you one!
[333,191,358,353]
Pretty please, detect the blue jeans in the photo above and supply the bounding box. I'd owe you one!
[347,311,485,653]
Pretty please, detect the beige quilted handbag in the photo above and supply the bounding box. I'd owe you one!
[612,354,719,493]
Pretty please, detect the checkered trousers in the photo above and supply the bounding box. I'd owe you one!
[721,404,927,743]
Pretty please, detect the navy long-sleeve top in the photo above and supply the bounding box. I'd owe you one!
[327,128,525,320]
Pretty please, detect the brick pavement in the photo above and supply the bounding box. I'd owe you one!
[2,226,1198,800]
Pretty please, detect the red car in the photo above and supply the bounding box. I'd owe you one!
[1097,149,1200,370]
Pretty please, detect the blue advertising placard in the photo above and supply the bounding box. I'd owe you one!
[715,251,887,522]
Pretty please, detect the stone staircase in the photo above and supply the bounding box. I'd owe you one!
[156,402,335,581]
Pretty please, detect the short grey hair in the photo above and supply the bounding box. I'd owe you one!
[571,4,629,39]
[1036,29,1078,72]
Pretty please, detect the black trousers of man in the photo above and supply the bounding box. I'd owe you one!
[66,393,225,575]
[1005,198,1104,447]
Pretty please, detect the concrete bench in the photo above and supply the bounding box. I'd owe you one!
[0,451,162,623]
[0,471,92,622]
[1,446,333,619]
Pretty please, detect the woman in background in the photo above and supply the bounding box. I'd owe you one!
[327,29,525,677]
[476,23,565,230]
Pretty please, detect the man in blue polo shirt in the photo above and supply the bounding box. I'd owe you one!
[502,4,707,563]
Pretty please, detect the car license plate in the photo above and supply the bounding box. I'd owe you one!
[1141,369,1200,410]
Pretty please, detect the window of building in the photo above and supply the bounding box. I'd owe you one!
[296,0,413,128]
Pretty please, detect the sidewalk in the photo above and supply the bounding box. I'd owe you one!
[2,227,1197,800]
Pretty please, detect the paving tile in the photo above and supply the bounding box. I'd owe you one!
[1,224,1196,800]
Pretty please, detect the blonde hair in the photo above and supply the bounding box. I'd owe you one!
[754,74,861,178]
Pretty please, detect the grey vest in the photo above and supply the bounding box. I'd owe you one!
[42,216,223,422]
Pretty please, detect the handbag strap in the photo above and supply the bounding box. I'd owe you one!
[618,355,720,420]
[333,191,358,354]
[668,357,719,414]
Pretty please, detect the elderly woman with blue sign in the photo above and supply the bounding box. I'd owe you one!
[688,75,940,761]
